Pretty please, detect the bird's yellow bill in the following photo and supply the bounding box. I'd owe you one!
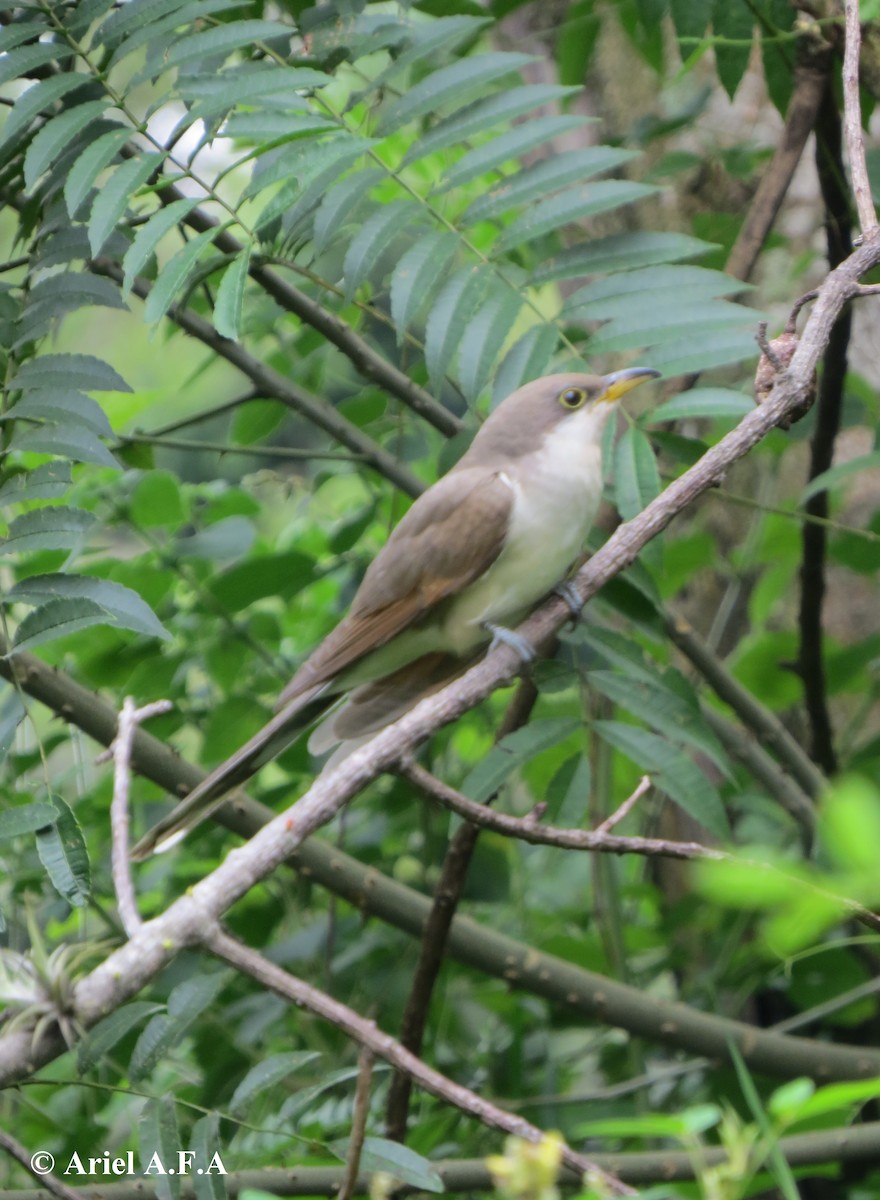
[597,367,661,404]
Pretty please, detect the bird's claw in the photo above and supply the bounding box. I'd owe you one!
[554,581,582,625]
[483,622,537,664]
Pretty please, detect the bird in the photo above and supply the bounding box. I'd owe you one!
[131,368,659,859]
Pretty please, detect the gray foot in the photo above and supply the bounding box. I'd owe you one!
[554,581,582,624]
[483,622,537,663]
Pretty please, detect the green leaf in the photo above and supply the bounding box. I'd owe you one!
[0,23,52,56]
[403,83,581,166]
[593,720,729,838]
[213,244,251,341]
[158,18,292,72]
[143,228,217,324]
[790,1077,880,1123]
[670,0,708,40]
[0,44,76,89]
[492,324,559,403]
[0,803,59,839]
[0,73,94,151]
[461,718,581,803]
[0,689,26,760]
[263,140,374,236]
[106,0,244,67]
[3,390,114,438]
[532,231,714,284]
[8,424,119,468]
[12,597,112,653]
[457,287,522,400]
[495,181,656,250]
[121,197,200,296]
[0,463,71,506]
[16,273,127,345]
[130,470,186,527]
[339,1138,443,1193]
[88,153,163,256]
[230,399,286,446]
[614,426,660,521]
[8,573,170,641]
[563,266,747,319]
[576,624,667,683]
[11,354,131,392]
[230,1052,321,1114]
[78,1002,164,1073]
[190,1115,224,1200]
[631,328,759,375]
[434,114,589,194]
[358,15,489,103]
[379,52,538,133]
[0,507,96,556]
[464,146,637,224]
[712,0,754,99]
[313,169,383,253]
[24,101,113,191]
[132,974,229,1080]
[102,0,211,45]
[139,1098,181,1200]
[389,230,458,343]
[342,201,422,303]
[182,64,331,114]
[424,265,489,392]
[587,301,755,356]
[35,797,90,908]
[587,670,730,775]
[209,551,314,610]
[649,387,755,422]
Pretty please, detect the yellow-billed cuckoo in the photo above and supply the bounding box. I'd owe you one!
[132,368,659,859]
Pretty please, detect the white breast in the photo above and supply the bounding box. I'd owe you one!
[442,409,609,654]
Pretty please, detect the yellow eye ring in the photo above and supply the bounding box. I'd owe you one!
[558,387,587,409]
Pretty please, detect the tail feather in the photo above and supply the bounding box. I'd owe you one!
[308,651,477,754]
[130,683,329,859]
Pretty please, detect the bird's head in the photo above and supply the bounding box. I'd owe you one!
[462,368,661,465]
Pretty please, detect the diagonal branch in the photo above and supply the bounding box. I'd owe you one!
[206,928,634,1196]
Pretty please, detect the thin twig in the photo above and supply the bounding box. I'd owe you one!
[338,1049,374,1200]
[595,775,652,833]
[843,0,879,236]
[118,432,367,463]
[399,759,719,860]
[105,698,172,937]
[205,928,634,1197]
[0,1129,81,1200]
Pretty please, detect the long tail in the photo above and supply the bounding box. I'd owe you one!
[130,684,329,860]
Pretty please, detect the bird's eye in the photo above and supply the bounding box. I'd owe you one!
[558,387,587,409]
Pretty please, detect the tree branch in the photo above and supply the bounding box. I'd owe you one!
[7,1116,880,1198]
[399,759,715,859]
[843,0,878,236]
[205,929,633,1196]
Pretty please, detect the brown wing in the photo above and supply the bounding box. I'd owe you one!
[276,467,512,708]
